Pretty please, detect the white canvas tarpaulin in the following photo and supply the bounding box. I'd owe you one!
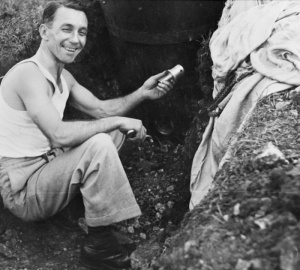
[190,0,300,209]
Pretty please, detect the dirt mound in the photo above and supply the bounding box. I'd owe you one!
[152,92,300,270]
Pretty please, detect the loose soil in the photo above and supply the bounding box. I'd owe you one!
[1,2,300,267]
[0,122,192,270]
[153,91,300,270]
[2,88,300,270]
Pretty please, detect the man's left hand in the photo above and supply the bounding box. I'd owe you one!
[140,71,175,100]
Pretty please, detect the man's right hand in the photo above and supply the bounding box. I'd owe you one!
[118,117,147,141]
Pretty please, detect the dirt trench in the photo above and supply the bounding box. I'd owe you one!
[151,92,300,270]
[0,91,196,270]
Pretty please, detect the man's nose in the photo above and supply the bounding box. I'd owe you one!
[70,32,80,43]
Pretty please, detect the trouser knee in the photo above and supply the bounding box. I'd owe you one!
[85,133,118,156]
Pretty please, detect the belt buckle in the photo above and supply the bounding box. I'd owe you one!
[43,150,55,162]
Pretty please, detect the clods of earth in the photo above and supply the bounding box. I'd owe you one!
[152,91,300,270]
[0,128,192,269]
[1,89,300,270]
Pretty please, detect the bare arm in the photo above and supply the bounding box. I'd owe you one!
[64,70,174,119]
[16,64,146,148]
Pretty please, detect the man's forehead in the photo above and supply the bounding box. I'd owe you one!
[52,7,88,27]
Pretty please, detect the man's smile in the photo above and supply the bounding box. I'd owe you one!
[62,45,79,53]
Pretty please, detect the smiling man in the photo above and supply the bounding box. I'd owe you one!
[0,1,174,269]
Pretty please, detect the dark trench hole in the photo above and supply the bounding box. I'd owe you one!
[0,0,225,266]
[60,0,224,255]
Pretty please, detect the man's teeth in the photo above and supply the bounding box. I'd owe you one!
[65,47,76,52]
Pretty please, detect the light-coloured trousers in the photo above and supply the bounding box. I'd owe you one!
[0,132,141,227]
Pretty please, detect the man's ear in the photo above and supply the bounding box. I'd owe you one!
[39,24,49,40]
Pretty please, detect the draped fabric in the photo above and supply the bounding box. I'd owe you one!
[190,0,300,209]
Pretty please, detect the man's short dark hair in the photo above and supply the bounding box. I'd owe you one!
[42,1,88,26]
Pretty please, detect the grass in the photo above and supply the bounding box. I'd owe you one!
[0,0,45,74]
[0,0,118,106]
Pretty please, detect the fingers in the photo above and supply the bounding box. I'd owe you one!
[141,126,147,140]
[157,79,174,94]
[151,70,168,80]
[126,120,147,141]
[135,125,146,141]
[123,117,153,144]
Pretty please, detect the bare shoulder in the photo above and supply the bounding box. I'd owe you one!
[1,61,50,111]
[4,61,48,91]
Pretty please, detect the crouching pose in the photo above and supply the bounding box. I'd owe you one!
[0,1,174,269]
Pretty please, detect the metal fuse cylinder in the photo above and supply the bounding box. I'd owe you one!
[158,64,184,83]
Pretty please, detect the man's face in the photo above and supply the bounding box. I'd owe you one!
[45,7,88,64]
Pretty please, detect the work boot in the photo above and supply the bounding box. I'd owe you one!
[80,225,131,270]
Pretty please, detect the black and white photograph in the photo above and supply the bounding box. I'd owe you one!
[0,0,299,269]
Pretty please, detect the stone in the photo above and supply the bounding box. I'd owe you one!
[184,240,197,253]
[166,185,174,192]
[233,203,241,216]
[131,242,163,270]
[277,237,299,270]
[253,142,286,167]
[275,101,291,110]
[0,243,15,259]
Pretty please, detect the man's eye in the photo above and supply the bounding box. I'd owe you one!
[79,31,87,36]
[62,28,72,32]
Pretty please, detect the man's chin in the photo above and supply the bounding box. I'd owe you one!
[61,56,78,64]
[65,59,76,64]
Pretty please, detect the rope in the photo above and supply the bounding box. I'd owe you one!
[207,70,254,117]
